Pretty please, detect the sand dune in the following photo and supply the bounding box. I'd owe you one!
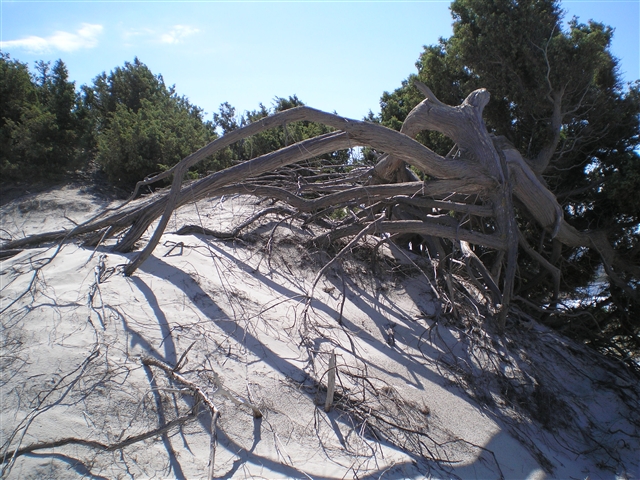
[1,184,638,479]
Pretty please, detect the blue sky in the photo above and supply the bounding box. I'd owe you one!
[1,0,638,121]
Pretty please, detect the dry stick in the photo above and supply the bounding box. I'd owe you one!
[383,237,440,300]
[324,351,337,412]
[208,409,220,480]
[143,354,261,479]
[495,163,519,332]
[0,249,22,259]
[173,341,196,372]
[141,356,262,419]
[335,386,469,468]
[163,241,184,257]
[313,219,506,251]
[0,414,197,463]
[124,160,188,276]
[337,268,347,325]
[0,244,62,315]
[459,240,502,303]
[308,215,384,299]
[1,347,100,476]
[213,180,485,215]
[86,226,114,261]
[392,195,494,217]
[142,355,224,479]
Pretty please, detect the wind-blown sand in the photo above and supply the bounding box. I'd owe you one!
[1,184,638,479]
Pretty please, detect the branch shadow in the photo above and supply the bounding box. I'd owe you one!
[126,238,565,479]
[24,452,110,480]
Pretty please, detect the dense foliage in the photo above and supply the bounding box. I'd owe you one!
[1,54,86,180]
[0,56,224,186]
[377,0,640,360]
[83,58,220,186]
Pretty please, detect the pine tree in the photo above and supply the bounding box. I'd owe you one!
[84,58,218,185]
[1,56,84,179]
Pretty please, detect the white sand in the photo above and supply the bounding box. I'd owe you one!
[1,186,638,479]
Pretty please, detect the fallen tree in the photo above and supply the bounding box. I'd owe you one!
[3,82,638,333]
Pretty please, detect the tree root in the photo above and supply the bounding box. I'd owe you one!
[2,86,636,335]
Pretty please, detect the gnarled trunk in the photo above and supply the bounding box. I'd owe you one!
[3,85,635,329]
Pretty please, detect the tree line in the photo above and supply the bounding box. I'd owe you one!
[1,55,339,186]
[1,0,639,364]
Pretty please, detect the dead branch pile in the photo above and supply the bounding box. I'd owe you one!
[3,82,636,330]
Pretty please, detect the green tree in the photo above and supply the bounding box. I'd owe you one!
[84,58,219,186]
[39,60,83,168]
[0,54,36,178]
[378,0,640,357]
[0,55,84,180]
[97,96,217,185]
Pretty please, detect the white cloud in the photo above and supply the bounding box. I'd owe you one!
[122,27,154,41]
[120,27,154,47]
[0,23,103,54]
[160,25,199,44]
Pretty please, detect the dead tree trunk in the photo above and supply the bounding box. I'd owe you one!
[3,85,636,329]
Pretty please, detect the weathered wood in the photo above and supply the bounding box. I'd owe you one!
[313,219,506,251]
[324,351,337,412]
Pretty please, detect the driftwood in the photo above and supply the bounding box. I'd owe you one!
[2,83,636,330]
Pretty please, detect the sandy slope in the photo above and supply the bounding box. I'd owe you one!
[1,185,638,479]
